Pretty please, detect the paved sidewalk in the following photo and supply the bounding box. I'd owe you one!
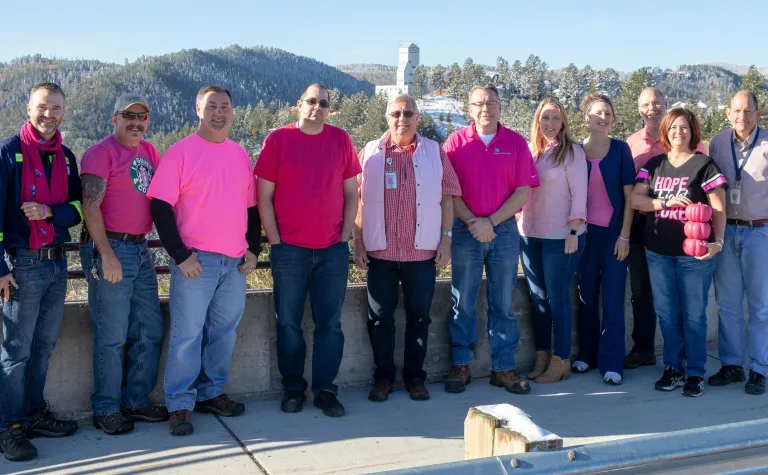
[3,353,767,475]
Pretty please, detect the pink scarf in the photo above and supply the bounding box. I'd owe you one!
[19,121,68,249]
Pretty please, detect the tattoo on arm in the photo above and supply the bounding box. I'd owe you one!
[82,174,106,205]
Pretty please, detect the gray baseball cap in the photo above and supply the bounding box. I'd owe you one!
[113,93,151,114]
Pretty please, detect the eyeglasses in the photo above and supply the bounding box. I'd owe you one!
[388,110,415,119]
[116,111,149,121]
[302,98,331,109]
[470,100,500,108]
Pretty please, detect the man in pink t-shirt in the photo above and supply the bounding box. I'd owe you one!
[442,85,539,396]
[146,85,261,436]
[80,93,167,434]
[255,83,360,418]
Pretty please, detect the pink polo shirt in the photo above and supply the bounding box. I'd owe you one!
[518,142,588,238]
[147,134,256,258]
[627,127,707,172]
[443,123,539,218]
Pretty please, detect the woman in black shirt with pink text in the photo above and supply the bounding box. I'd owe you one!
[631,107,726,398]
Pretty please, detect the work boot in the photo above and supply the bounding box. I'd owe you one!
[535,356,570,384]
[122,404,170,423]
[26,406,78,438]
[406,381,430,401]
[368,380,394,402]
[623,352,657,369]
[527,351,551,379]
[490,370,531,394]
[93,413,134,435]
[0,425,37,462]
[169,410,194,436]
[444,365,471,393]
[194,394,245,417]
[745,371,766,395]
[708,365,745,386]
[313,391,345,417]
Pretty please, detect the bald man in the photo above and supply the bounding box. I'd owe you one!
[708,90,768,395]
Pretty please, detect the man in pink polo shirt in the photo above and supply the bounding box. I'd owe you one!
[147,85,261,436]
[80,93,167,435]
[443,84,539,395]
[255,83,360,418]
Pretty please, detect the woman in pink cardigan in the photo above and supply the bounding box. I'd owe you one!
[518,98,588,383]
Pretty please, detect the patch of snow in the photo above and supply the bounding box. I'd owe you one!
[474,404,560,442]
[417,95,470,137]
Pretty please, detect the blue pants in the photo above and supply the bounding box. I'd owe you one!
[714,224,768,376]
[271,242,350,394]
[646,250,714,378]
[0,254,67,430]
[520,234,585,359]
[164,251,246,412]
[80,239,164,416]
[576,224,628,376]
[449,218,520,371]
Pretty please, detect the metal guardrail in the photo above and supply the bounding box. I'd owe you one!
[379,418,768,475]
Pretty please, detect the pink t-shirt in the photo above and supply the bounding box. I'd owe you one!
[147,134,256,258]
[586,159,614,227]
[627,127,707,172]
[81,136,160,234]
[443,123,539,218]
[254,123,361,249]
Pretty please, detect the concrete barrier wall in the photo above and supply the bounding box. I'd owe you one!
[0,277,720,416]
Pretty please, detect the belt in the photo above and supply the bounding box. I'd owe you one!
[727,218,768,228]
[8,246,65,259]
[104,231,146,243]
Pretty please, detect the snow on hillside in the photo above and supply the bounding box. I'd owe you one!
[417,95,469,137]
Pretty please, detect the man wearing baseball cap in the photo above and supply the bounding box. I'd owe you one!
[79,93,167,435]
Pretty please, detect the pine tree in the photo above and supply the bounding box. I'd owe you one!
[739,65,768,128]
[329,88,343,112]
[431,64,447,93]
[412,65,429,99]
[416,114,443,143]
[555,63,582,110]
[447,63,463,99]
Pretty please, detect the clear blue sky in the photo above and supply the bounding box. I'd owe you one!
[1,0,765,71]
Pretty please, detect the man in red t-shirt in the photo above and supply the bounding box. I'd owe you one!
[255,84,360,418]
[80,94,167,435]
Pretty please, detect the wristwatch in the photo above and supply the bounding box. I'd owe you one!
[441,231,453,238]
[569,229,578,236]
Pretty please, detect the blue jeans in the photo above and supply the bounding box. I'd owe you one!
[714,224,768,376]
[271,241,349,394]
[80,239,164,416]
[164,251,246,412]
[646,250,714,378]
[576,224,628,376]
[449,218,520,371]
[0,254,67,431]
[520,234,585,359]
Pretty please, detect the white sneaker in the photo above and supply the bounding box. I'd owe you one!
[571,360,589,373]
[603,371,623,385]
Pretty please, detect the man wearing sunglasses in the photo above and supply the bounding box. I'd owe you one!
[355,95,461,403]
[256,83,360,417]
[79,93,167,436]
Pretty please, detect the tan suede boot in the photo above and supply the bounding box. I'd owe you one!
[535,355,570,383]
[527,351,551,379]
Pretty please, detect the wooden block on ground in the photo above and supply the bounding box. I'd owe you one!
[465,404,562,460]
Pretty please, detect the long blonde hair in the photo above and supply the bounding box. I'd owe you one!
[530,98,576,167]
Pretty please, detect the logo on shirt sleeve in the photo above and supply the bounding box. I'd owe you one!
[130,157,155,194]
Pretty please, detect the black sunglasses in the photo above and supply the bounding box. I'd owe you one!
[389,110,415,119]
[115,111,149,121]
[302,98,331,109]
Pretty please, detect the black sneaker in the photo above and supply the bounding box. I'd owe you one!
[26,407,78,438]
[93,413,134,435]
[313,391,345,417]
[0,425,37,462]
[683,376,704,397]
[708,365,745,386]
[655,366,686,391]
[280,390,307,413]
[122,404,170,423]
[746,371,766,395]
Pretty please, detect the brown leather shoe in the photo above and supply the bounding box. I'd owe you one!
[169,410,193,436]
[406,382,430,401]
[368,380,394,402]
[491,370,531,394]
[527,351,551,379]
[623,352,657,369]
[194,394,245,417]
[444,365,471,393]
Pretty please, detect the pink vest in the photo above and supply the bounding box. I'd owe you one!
[360,133,443,252]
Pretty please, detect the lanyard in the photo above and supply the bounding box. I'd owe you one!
[731,126,760,183]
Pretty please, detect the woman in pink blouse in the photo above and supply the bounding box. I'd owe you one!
[519,98,588,383]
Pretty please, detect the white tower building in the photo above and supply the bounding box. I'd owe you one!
[376,42,420,101]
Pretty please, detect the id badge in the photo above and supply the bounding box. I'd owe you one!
[385,172,398,189]
[730,187,741,205]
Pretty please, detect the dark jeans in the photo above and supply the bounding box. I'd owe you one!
[628,214,657,356]
[80,239,164,416]
[0,254,67,431]
[366,256,436,384]
[520,234,585,359]
[271,241,350,394]
[577,224,628,376]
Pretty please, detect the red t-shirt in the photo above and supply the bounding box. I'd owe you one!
[81,135,160,234]
[254,123,361,249]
